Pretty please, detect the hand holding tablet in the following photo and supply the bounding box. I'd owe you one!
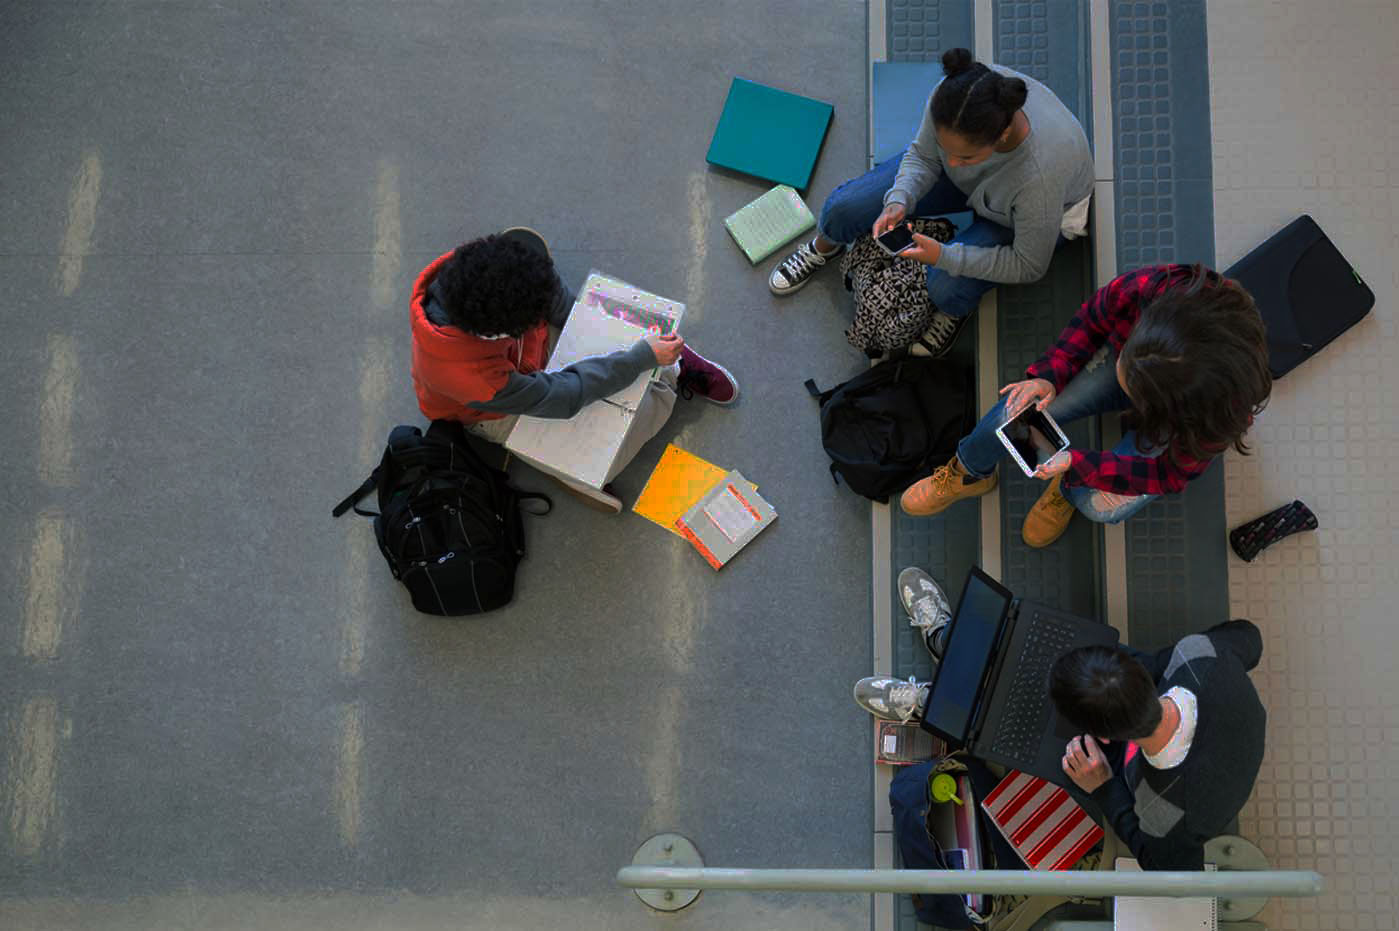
[996,403,1071,478]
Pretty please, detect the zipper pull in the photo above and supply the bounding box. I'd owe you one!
[437,551,456,564]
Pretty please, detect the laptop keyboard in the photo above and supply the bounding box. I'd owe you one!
[989,612,1080,763]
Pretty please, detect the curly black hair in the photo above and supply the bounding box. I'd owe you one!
[433,234,559,337]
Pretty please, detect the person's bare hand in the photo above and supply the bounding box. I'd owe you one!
[1033,450,1073,479]
[1062,735,1112,793]
[999,378,1057,418]
[646,332,684,366]
[903,229,942,266]
[872,203,908,238]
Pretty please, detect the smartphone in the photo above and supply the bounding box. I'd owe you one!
[995,405,1070,477]
[875,224,916,256]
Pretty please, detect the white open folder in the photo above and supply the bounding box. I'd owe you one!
[506,271,684,489]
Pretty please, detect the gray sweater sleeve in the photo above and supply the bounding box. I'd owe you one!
[467,340,657,419]
[883,96,945,211]
[934,165,1060,284]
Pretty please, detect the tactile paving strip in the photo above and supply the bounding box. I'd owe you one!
[884,5,975,928]
[887,0,973,63]
[1109,0,1228,650]
[991,3,1100,619]
[890,496,981,686]
[996,239,1101,617]
[993,0,1092,130]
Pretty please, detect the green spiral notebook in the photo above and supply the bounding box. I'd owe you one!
[723,185,816,264]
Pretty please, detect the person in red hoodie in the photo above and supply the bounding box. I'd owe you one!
[411,228,738,510]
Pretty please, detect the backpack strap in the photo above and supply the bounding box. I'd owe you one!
[805,377,841,407]
[514,490,554,515]
[333,472,379,518]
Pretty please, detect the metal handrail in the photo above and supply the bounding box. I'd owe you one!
[617,866,1323,899]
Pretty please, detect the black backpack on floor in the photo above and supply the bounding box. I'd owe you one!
[805,357,974,503]
[332,421,551,616]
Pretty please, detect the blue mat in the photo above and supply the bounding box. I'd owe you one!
[877,6,976,930]
[1109,0,1227,651]
[990,2,1102,620]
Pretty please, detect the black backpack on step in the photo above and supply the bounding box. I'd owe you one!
[806,357,974,503]
[332,421,551,616]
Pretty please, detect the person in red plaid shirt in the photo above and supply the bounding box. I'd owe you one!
[900,264,1272,546]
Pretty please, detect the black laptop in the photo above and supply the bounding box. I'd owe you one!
[918,567,1120,787]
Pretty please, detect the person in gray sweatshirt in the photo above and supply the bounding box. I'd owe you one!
[770,48,1095,357]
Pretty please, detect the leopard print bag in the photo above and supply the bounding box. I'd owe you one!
[840,216,957,354]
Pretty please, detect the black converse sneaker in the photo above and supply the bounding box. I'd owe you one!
[769,239,842,296]
[910,309,969,358]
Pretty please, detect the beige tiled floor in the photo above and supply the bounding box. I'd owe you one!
[1210,3,1399,928]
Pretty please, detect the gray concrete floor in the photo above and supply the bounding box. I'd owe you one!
[0,3,878,928]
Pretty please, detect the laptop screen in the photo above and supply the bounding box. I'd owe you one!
[923,569,1013,741]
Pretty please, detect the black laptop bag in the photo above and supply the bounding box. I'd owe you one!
[1224,214,1374,378]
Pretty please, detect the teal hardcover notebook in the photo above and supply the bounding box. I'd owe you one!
[706,78,834,191]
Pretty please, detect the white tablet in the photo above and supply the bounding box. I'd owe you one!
[995,406,1070,477]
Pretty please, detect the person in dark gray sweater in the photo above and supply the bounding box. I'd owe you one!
[1050,620,1267,870]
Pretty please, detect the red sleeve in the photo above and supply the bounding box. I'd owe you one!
[1025,267,1178,390]
[1062,447,1213,496]
[1024,275,1125,390]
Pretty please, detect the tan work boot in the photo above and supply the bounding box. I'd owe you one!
[900,456,998,517]
[1023,474,1076,547]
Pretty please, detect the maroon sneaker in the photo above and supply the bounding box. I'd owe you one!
[677,345,739,405]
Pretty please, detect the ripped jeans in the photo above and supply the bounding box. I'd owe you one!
[955,350,1163,524]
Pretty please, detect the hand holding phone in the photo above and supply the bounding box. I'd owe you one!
[872,203,907,238]
[876,224,917,257]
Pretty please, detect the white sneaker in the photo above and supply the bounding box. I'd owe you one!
[853,676,929,723]
[898,566,952,660]
[769,239,842,295]
[909,309,969,358]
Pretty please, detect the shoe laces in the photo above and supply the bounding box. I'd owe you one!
[1046,481,1075,515]
[778,242,824,282]
[908,596,949,631]
[889,677,928,722]
[676,368,709,401]
[926,462,957,498]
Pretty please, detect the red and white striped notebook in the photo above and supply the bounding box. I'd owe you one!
[980,770,1102,871]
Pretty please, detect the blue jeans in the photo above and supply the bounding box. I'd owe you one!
[819,149,1051,319]
[955,352,1163,524]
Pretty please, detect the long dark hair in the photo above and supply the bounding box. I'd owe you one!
[931,48,1028,147]
[1050,646,1163,742]
[1119,266,1272,466]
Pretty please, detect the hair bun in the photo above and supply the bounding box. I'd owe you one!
[941,47,975,77]
[994,75,1029,112]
